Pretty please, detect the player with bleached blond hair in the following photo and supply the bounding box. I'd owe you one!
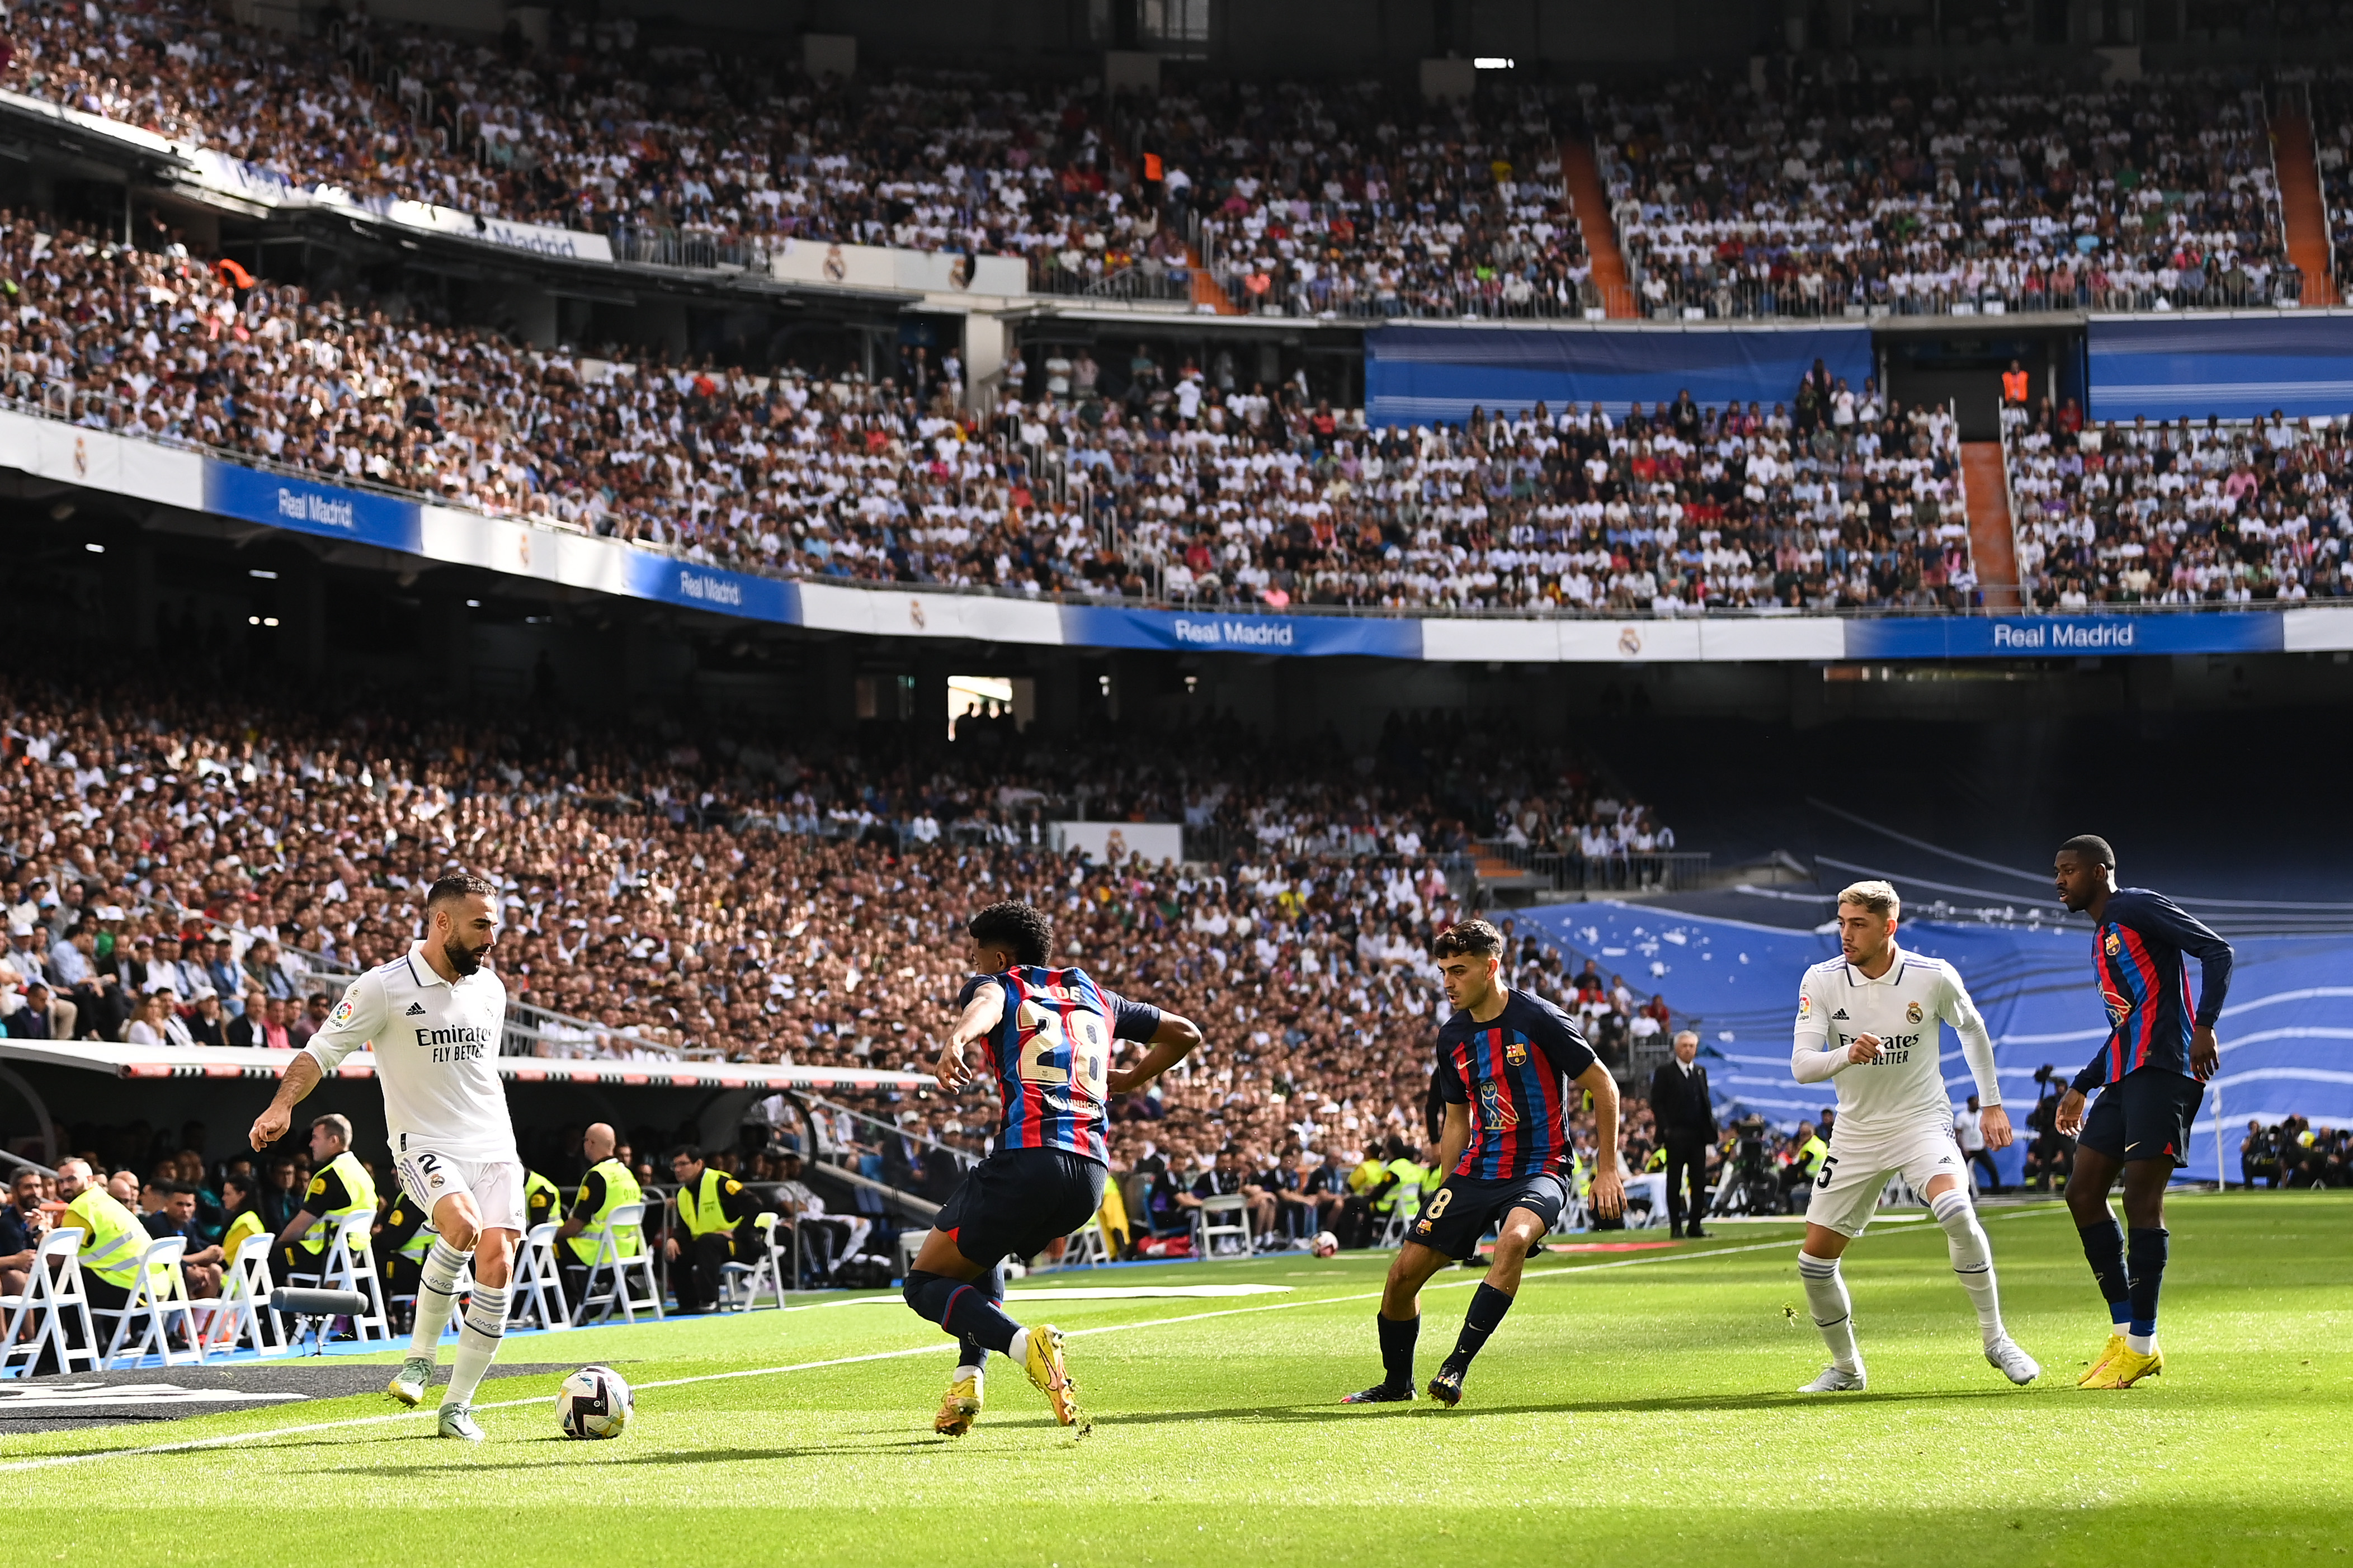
[1787,880,2041,1393]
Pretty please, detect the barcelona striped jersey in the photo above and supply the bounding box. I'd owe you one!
[1434,990,1599,1180]
[956,966,1162,1166]
[2073,888,2234,1093]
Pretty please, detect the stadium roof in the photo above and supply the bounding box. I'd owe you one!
[0,1041,928,1092]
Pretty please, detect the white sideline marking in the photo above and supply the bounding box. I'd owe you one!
[0,1383,306,1410]
[0,1205,2068,1473]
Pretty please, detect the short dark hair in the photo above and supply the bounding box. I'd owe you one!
[426,872,498,910]
[165,1180,197,1198]
[2058,834,2115,869]
[667,1144,704,1166]
[968,900,1054,966]
[1431,918,1503,961]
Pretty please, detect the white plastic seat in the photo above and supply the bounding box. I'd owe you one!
[571,1202,662,1325]
[201,1231,288,1357]
[286,1211,392,1342]
[1192,1192,1253,1258]
[0,1228,96,1378]
[507,1222,570,1331]
[92,1235,206,1369]
[1060,1216,1109,1269]
[718,1213,785,1311]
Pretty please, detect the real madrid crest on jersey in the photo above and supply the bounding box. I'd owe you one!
[2104,929,2122,956]
[1505,1039,1528,1066]
[1906,1000,1923,1024]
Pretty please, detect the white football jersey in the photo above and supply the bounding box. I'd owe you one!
[303,942,517,1162]
[1791,946,1999,1138]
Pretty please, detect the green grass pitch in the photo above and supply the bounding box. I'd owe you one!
[1,1193,2345,1566]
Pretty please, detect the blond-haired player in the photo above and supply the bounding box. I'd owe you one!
[1788,880,2040,1392]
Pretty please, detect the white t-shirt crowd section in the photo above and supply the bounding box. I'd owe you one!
[2003,410,2351,605]
[0,210,1974,613]
[0,682,1672,1170]
[1598,72,2295,318]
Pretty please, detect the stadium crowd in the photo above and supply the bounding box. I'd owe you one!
[0,670,1690,1236]
[0,0,1585,315]
[0,208,1975,613]
[0,0,2311,326]
[2003,406,2350,604]
[1600,73,2299,318]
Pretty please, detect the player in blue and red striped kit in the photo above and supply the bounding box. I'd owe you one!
[904,900,1200,1437]
[2052,834,2234,1390]
[1341,919,1624,1408]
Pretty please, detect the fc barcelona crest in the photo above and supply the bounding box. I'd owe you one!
[2104,930,2122,956]
[1505,1040,1527,1066]
[1905,1001,1923,1024]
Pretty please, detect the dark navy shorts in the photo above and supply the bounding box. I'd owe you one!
[1409,1172,1570,1261]
[2079,1066,2205,1169]
[935,1147,1107,1265]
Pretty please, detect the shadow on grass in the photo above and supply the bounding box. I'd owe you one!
[1104,1383,2043,1424]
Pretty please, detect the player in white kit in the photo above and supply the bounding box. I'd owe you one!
[1788,880,2041,1393]
[248,873,520,1441]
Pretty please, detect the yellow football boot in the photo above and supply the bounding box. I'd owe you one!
[1021,1324,1090,1433]
[2082,1344,2163,1388]
[2076,1332,2129,1387]
[933,1374,982,1436]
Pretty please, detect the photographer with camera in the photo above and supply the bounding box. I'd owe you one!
[2022,1065,2074,1193]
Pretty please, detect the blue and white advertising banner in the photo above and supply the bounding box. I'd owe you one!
[200,460,422,553]
[1059,605,1427,659]
[1845,613,2287,659]
[2088,313,2353,421]
[1519,900,2353,1187]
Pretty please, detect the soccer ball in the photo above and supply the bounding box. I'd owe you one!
[1312,1231,1341,1258]
[558,1364,632,1440]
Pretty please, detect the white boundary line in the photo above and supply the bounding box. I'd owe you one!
[0,1206,2066,1473]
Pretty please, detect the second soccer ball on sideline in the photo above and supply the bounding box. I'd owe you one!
[558,1365,633,1439]
[1312,1231,1341,1258]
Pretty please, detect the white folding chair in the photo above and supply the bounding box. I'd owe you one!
[93,1236,206,1369]
[718,1213,784,1311]
[1059,1216,1110,1269]
[287,1212,392,1342]
[1373,1190,1422,1249]
[202,1231,288,1357]
[0,1228,96,1378]
[571,1202,662,1325]
[507,1222,570,1331]
[1192,1193,1253,1258]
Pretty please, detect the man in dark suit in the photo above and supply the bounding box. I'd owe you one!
[1648,1029,1718,1239]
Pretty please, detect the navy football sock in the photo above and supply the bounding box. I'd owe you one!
[2077,1218,2132,1327]
[1376,1312,1418,1389]
[2126,1227,2169,1339]
[1446,1283,1515,1370]
[958,1265,1005,1372]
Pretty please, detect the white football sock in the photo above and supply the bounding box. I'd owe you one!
[1932,1189,2005,1342]
[1798,1251,1862,1375]
[954,1363,983,1385]
[441,1284,508,1409]
[407,1238,469,1357]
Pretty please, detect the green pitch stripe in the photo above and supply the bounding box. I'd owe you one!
[0,1203,2069,1473]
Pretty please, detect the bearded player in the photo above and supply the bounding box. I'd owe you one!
[248,874,520,1442]
[1341,918,1624,1407]
[909,900,1202,1437]
[1789,881,2040,1393]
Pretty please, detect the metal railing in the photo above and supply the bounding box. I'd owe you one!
[1479,839,1713,894]
[1028,254,1196,303]
[606,225,770,272]
[1611,266,2305,320]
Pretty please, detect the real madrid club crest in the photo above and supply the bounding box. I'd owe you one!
[1906,1000,1923,1024]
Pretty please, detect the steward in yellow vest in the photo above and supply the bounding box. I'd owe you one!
[523,1169,563,1232]
[277,1117,376,1282]
[665,1146,759,1315]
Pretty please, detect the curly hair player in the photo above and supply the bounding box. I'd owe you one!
[906,899,1203,1437]
[1341,918,1624,1408]
[2050,835,2233,1390]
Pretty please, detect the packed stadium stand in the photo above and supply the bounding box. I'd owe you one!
[1599,72,2299,318]
[0,667,1682,1204]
